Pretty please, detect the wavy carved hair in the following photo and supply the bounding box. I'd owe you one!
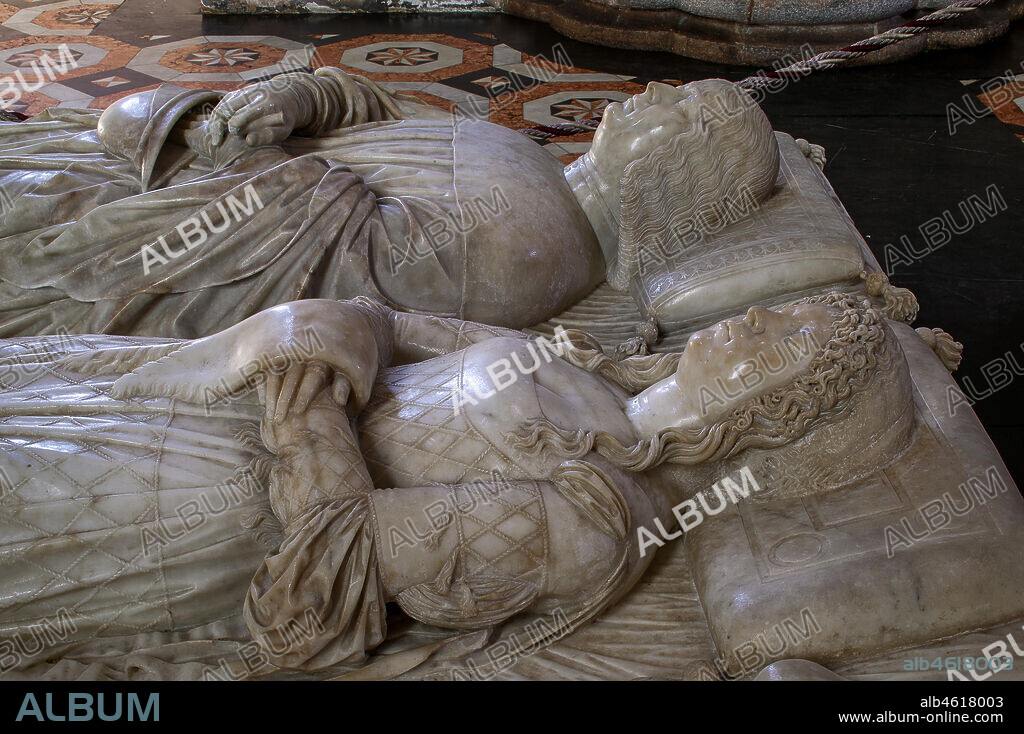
[508,294,897,472]
[608,79,781,290]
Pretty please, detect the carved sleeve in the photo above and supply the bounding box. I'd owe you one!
[271,67,424,136]
[242,394,650,669]
[349,297,524,365]
[108,299,387,412]
[243,393,385,670]
[235,301,527,670]
[259,394,374,524]
[243,495,386,670]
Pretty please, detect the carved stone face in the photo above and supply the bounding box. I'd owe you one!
[673,303,836,428]
[590,79,753,174]
[591,82,697,166]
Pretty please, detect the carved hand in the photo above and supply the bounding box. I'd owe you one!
[208,77,312,148]
[257,359,354,425]
[110,300,382,414]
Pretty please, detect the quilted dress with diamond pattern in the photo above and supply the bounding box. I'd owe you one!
[0,333,276,672]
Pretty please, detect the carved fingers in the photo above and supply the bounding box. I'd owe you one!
[259,361,333,424]
[208,83,299,149]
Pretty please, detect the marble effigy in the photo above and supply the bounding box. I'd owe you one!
[0,74,911,343]
[0,72,1021,681]
[0,70,599,337]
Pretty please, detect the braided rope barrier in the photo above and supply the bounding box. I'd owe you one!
[520,0,1001,140]
[739,0,998,87]
[0,0,1002,131]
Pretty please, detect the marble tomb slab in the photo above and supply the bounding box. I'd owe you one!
[687,321,1024,674]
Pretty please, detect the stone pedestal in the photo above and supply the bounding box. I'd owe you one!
[491,0,1024,65]
[602,0,917,25]
[200,0,1024,67]
[200,0,496,12]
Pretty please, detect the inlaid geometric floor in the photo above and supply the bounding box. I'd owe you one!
[0,0,689,163]
[3,1,1023,163]
[3,1,1023,161]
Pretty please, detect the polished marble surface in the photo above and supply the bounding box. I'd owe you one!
[1,0,1022,486]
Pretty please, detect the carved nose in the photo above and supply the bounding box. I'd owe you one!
[745,306,768,333]
[645,81,673,103]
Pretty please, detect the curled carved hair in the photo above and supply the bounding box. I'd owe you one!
[508,293,897,472]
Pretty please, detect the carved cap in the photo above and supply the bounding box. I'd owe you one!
[97,84,222,190]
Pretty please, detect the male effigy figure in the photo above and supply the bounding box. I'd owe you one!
[0,73,779,337]
[0,292,912,677]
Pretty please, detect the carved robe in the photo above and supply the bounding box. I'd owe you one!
[0,71,602,339]
[0,313,661,679]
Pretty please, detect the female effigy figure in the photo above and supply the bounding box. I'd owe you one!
[0,71,779,338]
[0,292,914,678]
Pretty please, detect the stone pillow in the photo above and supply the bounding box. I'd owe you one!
[629,132,867,330]
[685,321,1024,675]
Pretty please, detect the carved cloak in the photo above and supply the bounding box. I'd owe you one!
[0,109,465,338]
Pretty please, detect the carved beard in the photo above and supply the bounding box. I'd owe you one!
[608,90,780,292]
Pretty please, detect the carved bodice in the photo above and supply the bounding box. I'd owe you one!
[357,337,639,490]
[358,351,520,489]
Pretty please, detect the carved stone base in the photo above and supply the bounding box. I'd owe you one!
[198,0,1021,66]
[490,0,1023,66]
[200,0,496,12]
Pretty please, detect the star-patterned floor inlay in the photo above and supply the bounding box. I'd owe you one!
[185,46,261,66]
[54,6,115,26]
[2,0,1020,166]
[366,46,438,67]
[550,96,614,121]
[6,46,84,67]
